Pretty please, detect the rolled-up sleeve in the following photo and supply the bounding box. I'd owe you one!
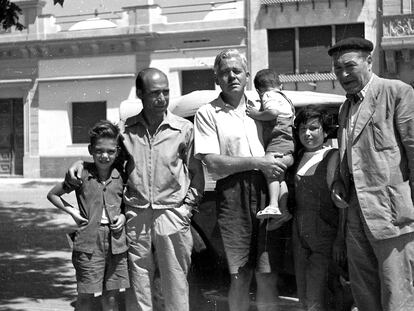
[194,105,220,158]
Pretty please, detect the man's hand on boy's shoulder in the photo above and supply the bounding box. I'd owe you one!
[65,160,85,188]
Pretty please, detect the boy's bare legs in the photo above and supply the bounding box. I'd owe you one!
[102,290,119,311]
[229,268,253,311]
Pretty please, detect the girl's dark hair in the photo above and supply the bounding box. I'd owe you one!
[89,120,121,146]
[294,105,331,133]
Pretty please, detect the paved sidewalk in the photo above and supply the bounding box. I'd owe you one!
[0,179,304,311]
[0,179,77,311]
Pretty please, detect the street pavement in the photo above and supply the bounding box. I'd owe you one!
[0,178,77,311]
[0,178,303,311]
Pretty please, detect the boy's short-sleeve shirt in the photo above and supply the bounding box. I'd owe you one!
[64,163,128,255]
[262,90,294,118]
[194,94,265,180]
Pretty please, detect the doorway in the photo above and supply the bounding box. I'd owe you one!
[0,99,24,175]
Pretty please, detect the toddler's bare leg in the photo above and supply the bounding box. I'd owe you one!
[256,153,293,220]
[268,179,280,208]
[257,179,282,219]
[278,181,288,213]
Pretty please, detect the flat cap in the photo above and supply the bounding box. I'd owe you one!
[328,37,373,56]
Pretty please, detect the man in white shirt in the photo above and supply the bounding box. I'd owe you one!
[194,49,289,311]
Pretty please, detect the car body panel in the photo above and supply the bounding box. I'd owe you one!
[119,89,345,121]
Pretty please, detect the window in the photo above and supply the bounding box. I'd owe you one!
[335,23,365,42]
[268,28,295,74]
[72,101,106,144]
[268,23,365,75]
[181,69,215,95]
[299,26,332,73]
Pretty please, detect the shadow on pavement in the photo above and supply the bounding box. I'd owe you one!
[0,198,77,309]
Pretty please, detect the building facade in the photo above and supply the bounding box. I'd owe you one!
[381,0,414,85]
[0,0,246,177]
[1,0,404,178]
[248,0,379,93]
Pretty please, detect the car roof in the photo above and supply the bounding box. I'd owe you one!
[119,89,345,121]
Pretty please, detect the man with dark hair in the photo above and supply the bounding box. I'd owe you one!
[329,37,414,311]
[68,68,204,311]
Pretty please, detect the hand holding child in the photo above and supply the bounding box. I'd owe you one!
[246,104,260,118]
[259,153,286,180]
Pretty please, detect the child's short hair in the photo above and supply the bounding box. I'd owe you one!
[254,69,281,90]
[89,120,121,146]
[294,105,330,134]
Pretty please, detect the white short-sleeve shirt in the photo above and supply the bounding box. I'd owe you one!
[262,90,294,118]
[194,94,265,180]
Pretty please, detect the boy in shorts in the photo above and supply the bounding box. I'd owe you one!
[246,69,295,226]
[47,120,129,311]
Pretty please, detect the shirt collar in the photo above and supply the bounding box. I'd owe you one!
[359,74,373,100]
[86,163,121,184]
[126,110,182,131]
[346,74,373,103]
[213,93,250,112]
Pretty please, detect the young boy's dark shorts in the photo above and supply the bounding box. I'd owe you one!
[264,116,295,155]
[72,225,130,294]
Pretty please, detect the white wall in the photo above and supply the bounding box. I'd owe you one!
[39,78,135,156]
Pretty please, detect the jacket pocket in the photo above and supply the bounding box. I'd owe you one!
[371,120,396,151]
[388,181,414,226]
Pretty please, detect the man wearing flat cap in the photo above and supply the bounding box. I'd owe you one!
[329,37,414,310]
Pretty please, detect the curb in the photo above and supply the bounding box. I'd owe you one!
[0,178,61,186]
